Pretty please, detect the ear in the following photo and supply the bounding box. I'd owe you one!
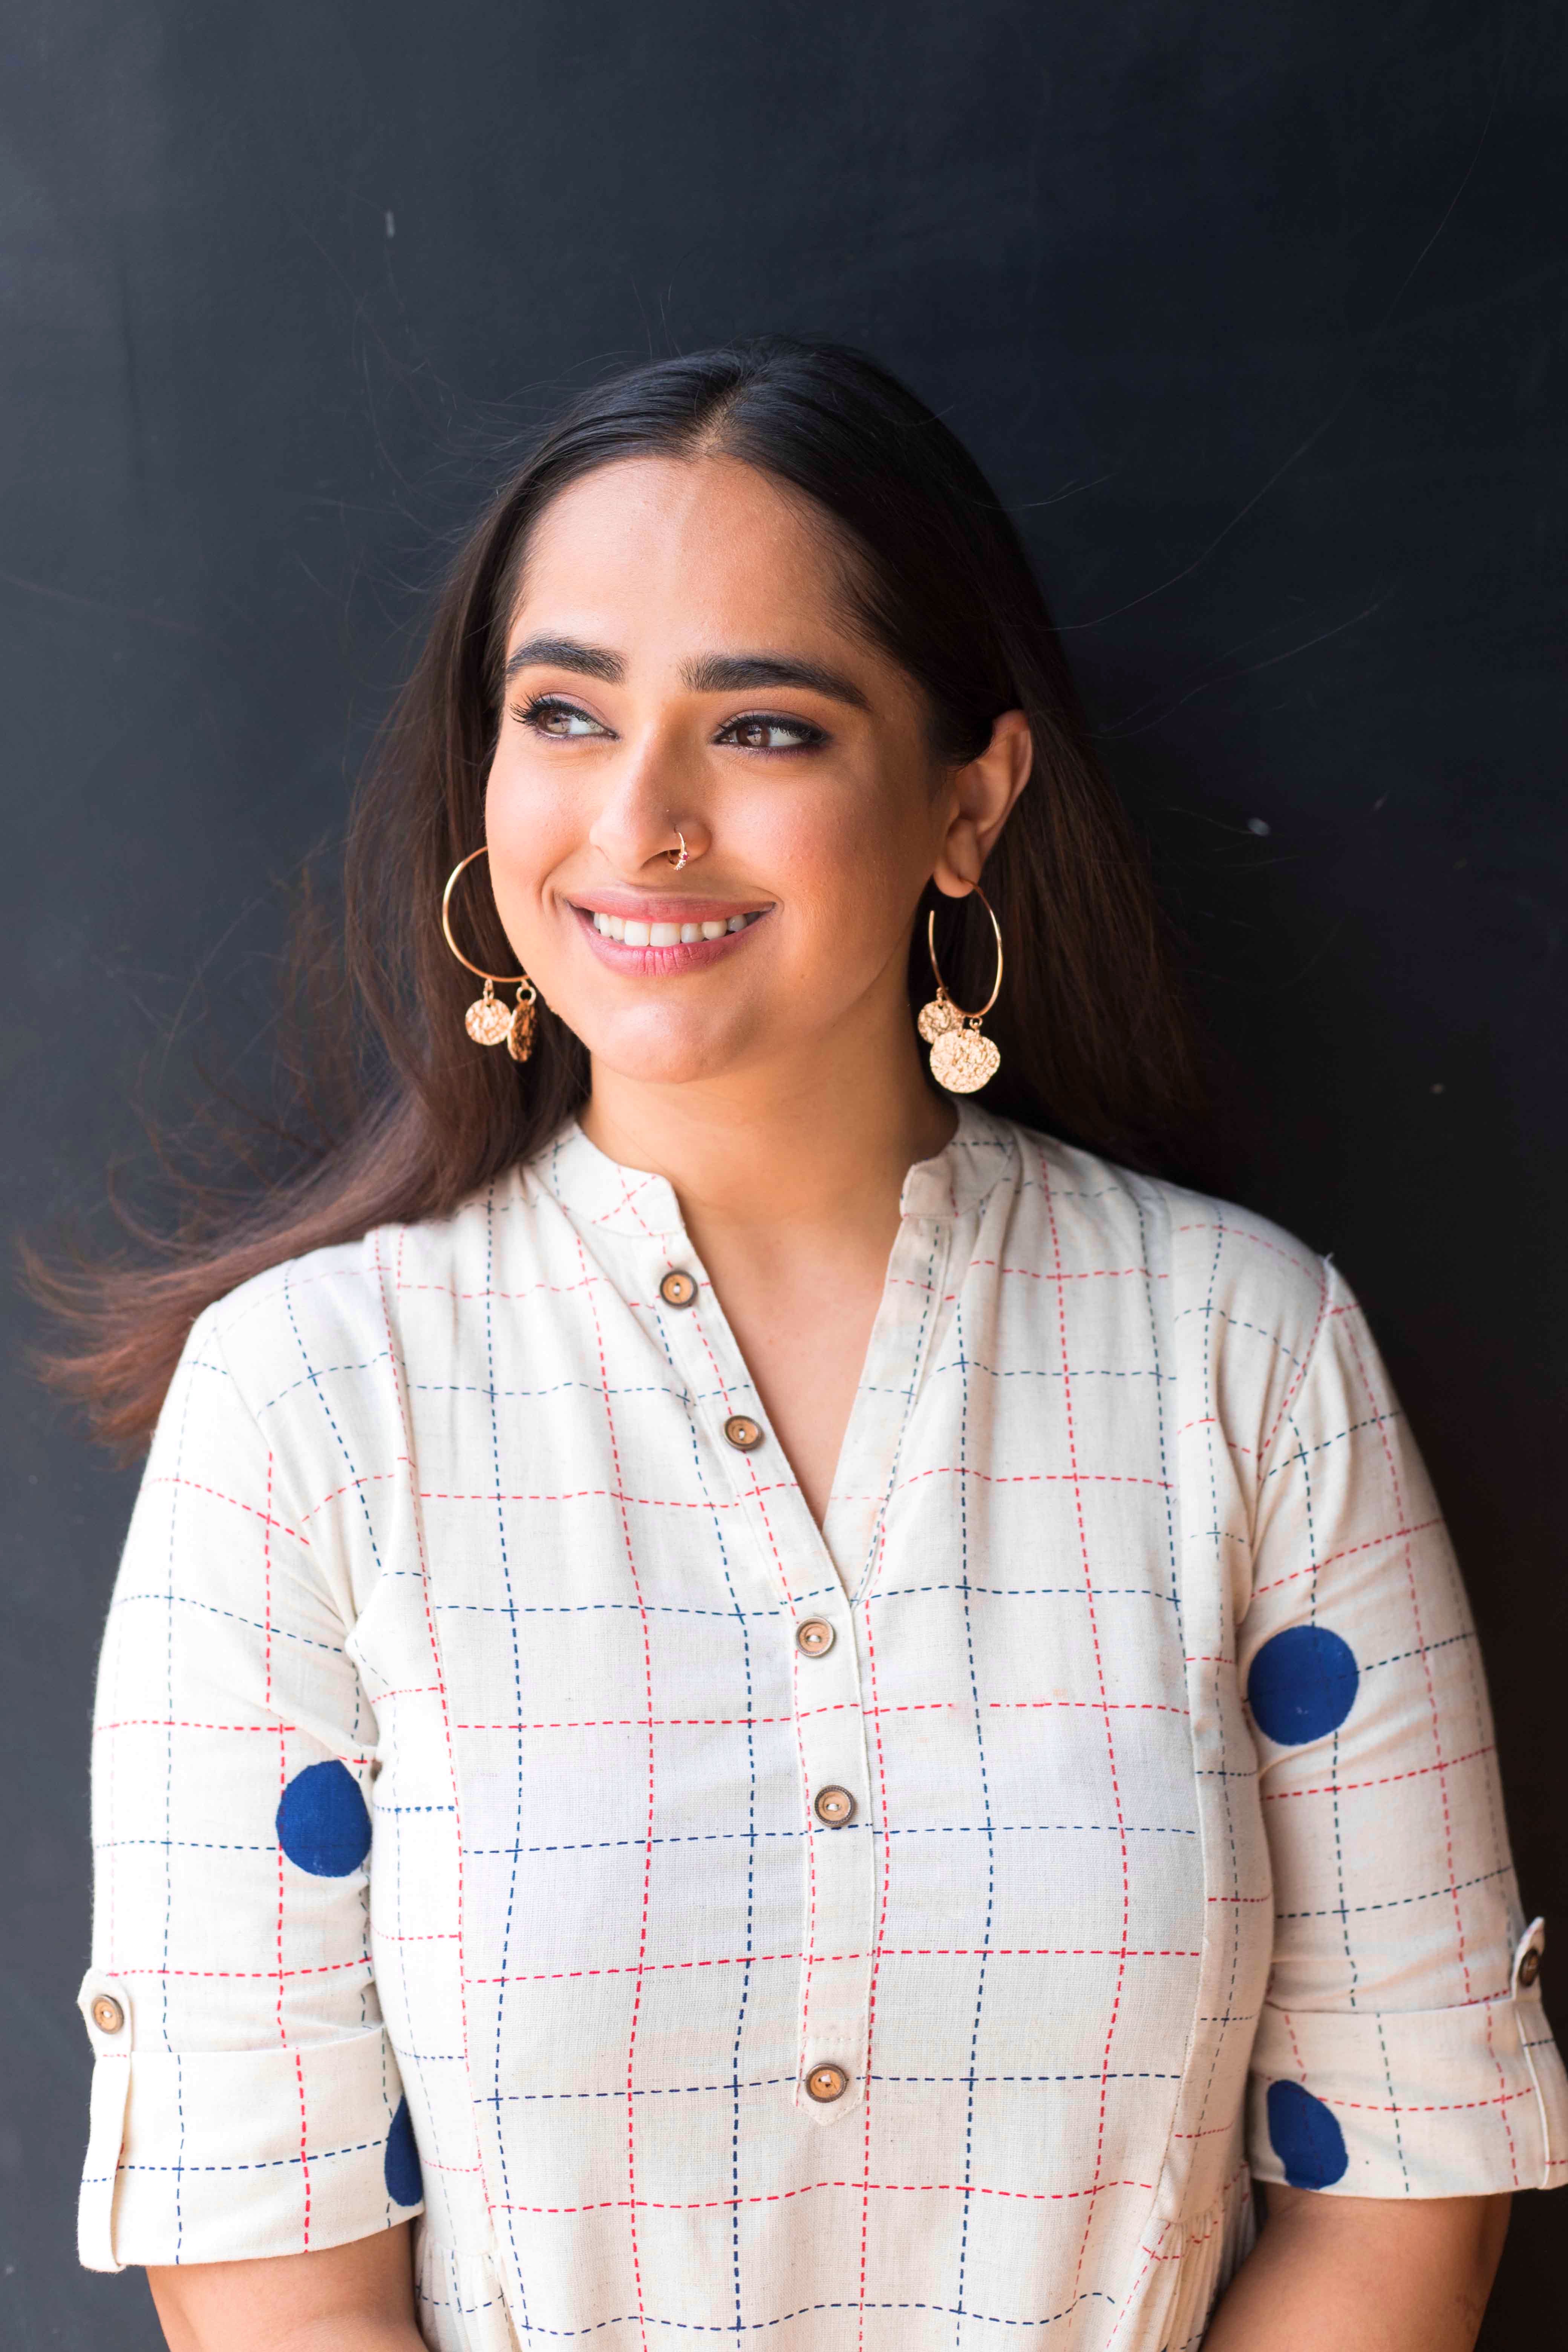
[932,709,1033,897]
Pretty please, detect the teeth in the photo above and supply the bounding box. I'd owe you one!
[589,909,762,943]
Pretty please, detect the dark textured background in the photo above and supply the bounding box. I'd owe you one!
[3,2,1563,2341]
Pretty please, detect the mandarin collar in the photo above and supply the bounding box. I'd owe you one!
[521,1099,1016,1238]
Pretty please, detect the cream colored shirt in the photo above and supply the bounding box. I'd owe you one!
[78,1106,1565,2349]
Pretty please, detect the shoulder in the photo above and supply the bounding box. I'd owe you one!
[992,1115,1337,1369]
[194,1182,505,1419]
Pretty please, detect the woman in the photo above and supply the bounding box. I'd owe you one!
[52,340,1562,2350]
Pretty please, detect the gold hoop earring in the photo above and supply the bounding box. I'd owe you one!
[917,885,1003,1093]
[664,829,690,871]
[440,846,538,1062]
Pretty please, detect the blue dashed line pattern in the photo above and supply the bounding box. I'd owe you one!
[78,1106,1566,2336]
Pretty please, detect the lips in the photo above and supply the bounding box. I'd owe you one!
[568,898,771,973]
[589,909,762,946]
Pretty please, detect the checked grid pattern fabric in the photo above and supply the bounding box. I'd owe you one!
[78,1105,1566,2349]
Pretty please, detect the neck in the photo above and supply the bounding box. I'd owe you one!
[579,995,956,1243]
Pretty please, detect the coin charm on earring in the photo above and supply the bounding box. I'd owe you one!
[506,985,538,1063]
[465,978,513,1047]
[917,990,957,1043]
[917,887,1004,1094]
[443,847,538,1056]
[929,1021,1001,1094]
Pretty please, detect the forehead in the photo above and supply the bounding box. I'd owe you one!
[509,454,862,657]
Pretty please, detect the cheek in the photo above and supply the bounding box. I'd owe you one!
[753,764,934,940]
[483,747,579,923]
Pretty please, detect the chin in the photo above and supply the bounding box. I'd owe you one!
[572,1010,758,1089]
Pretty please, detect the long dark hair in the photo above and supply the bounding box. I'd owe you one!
[24,337,1199,1456]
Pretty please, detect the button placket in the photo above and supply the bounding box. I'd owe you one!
[668,1288,872,2127]
[642,1191,953,2131]
[642,1218,863,2101]
[791,1595,873,2125]
[790,1208,957,2121]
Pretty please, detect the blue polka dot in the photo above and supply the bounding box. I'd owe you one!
[275,1759,372,1877]
[1267,2079,1348,2189]
[1248,1624,1359,1745]
[384,2095,423,2206]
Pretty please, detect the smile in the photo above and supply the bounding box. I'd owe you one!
[570,899,772,973]
[590,910,762,944]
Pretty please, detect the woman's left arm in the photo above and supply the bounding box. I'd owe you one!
[1218,1252,1568,2336]
[1203,2186,1510,2352]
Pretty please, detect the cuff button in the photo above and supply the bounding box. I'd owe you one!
[1511,1917,1546,1994]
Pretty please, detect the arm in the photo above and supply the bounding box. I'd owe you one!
[78,1300,424,2277]
[1203,2184,1509,2352]
[148,2224,422,2352]
[1227,1259,1565,2280]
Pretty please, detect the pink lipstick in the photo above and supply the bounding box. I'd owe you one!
[569,895,772,976]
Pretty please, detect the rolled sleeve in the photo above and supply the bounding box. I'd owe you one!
[1240,1267,1568,2197]
[79,1303,422,2269]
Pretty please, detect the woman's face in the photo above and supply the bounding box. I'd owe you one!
[484,453,1024,1091]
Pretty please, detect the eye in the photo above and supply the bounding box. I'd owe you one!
[717,712,827,752]
[514,694,611,738]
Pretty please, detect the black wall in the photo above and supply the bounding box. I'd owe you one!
[3,5,1563,2343]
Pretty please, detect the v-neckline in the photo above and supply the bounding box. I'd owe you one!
[538,1105,1005,1605]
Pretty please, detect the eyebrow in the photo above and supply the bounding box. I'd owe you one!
[502,635,868,711]
[504,635,623,685]
[681,652,869,709]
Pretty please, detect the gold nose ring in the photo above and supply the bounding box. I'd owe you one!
[664,830,690,871]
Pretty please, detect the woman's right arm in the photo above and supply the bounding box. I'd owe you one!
[149,2225,422,2352]
[79,1295,425,2306]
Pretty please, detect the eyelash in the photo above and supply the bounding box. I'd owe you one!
[511,694,827,753]
[511,695,604,738]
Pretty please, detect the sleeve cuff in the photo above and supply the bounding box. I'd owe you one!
[77,1972,423,2271]
[1248,1928,1568,2198]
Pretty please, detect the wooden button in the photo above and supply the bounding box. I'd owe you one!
[796,1619,835,1658]
[805,2063,848,2102]
[813,1785,856,1826]
[1519,1947,1542,1989]
[90,1996,124,2034]
[723,1414,764,1452]
[659,1269,697,1308]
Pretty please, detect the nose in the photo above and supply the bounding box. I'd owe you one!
[587,726,710,875]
